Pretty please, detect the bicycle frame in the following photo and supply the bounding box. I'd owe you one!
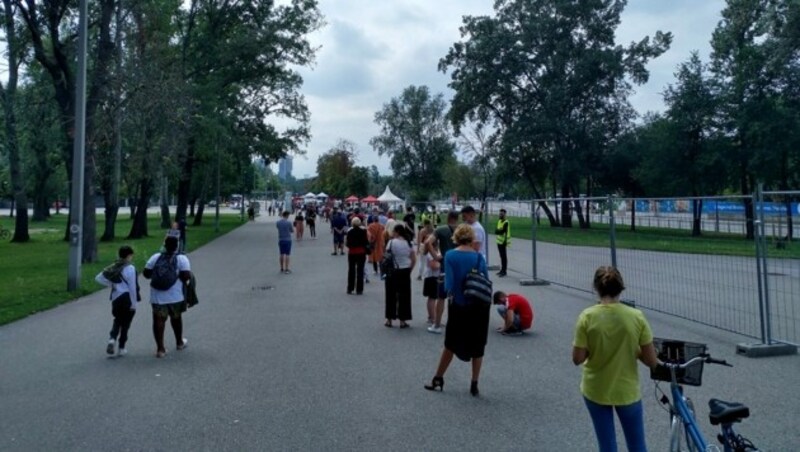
[668,382,708,451]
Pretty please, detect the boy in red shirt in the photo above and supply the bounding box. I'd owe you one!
[492,291,534,335]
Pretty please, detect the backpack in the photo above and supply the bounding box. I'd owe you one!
[380,242,396,279]
[150,253,178,290]
[102,259,129,284]
[463,254,492,306]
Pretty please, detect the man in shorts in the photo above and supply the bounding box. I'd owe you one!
[331,208,347,255]
[424,211,459,334]
[492,291,534,335]
[144,236,191,358]
[276,211,294,273]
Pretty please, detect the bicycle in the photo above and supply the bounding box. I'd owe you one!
[0,224,10,240]
[651,338,759,452]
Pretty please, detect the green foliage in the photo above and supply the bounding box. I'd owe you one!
[371,85,456,201]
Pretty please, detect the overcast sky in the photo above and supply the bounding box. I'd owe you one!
[280,0,726,180]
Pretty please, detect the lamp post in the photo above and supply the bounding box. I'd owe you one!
[67,0,88,291]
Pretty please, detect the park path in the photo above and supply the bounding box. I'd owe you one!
[0,214,797,451]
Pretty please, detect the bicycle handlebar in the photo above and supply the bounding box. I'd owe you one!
[661,354,732,370]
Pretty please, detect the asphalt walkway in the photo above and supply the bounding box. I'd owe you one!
[0,213,797,451]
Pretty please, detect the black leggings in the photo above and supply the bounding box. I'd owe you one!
[110,293,136,348]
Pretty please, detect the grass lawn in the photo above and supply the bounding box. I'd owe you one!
[485,214,799,259]
[0,213,245,326]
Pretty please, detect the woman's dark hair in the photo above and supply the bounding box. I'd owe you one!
[164,236,179,253]
[593,266,625,298]
[394,224,413,244]
[118,245,134,259]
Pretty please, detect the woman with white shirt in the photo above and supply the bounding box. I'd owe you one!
[384,223,416,328]
[95,245,140,357]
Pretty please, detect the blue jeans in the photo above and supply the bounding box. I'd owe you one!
[583,397,647,452]
[496,306,521,330]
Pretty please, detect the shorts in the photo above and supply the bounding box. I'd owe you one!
[423,277,439,298]
[279,239,292,255]
[436,274,447,299]
[152,302,184,319]
[333,233,344,245]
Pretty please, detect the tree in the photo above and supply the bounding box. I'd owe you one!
[440,0,671,228]
[314,139,357,198]
[370,85,456,201]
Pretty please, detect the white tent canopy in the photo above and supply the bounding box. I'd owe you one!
[316,192,328,199]
[377,186,403,203]
[302,192,316,199]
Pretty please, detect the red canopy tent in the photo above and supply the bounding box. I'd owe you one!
[344,195,359,203]
[361,195,378,204]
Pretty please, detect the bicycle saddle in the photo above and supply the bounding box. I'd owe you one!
[708,398,750,425]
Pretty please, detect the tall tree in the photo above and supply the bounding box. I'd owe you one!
[314,139,357,198]
[440,0,671,227]
[370,85,455,201]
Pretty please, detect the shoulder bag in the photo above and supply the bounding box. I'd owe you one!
[463,253,492,305]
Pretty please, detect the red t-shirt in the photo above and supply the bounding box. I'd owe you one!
[507,294,534,329]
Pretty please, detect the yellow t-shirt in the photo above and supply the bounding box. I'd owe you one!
[573,302,653,406]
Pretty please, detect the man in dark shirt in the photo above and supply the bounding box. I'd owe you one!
[331,209,347,255]
[403,206,416,232]
[424,211,459,334]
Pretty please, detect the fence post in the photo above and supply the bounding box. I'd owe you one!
[757,184,773,344]
[608,195,618,268]
[521,200,548,286]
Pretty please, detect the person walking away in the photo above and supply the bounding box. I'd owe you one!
[177,217,188,253]
[345,217,369,294]
[403,206,416,232]
[424,224,490,396]
[306,207,317,238]
[425,211,459,334]
[331,208,347,255]
[492,291,533,335]
[495,209,510,277]
[95,245,140,356]
[276,211,294,274]
[367,216,385,276]
[461,206,486,261]
[416,218,434,280]
[422,239,441,326]
[384,223,416,328]
[144,236,192,358]
[573,266,660,452]
[294,210,305,241]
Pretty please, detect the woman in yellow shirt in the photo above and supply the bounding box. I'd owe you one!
[573,267,660,452]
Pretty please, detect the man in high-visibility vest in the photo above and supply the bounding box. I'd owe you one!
[495,208,510,277]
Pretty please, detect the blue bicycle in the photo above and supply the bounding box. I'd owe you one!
[651,338,759,452]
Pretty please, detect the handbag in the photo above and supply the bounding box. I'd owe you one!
[380,241,397,278]
[462,254,492,305]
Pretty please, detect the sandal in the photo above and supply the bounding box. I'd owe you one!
[384,321,393,328]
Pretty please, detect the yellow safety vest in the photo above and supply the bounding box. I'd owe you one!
[496,218,510,245]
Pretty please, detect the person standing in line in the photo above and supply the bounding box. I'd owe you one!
[384,223,416,328]
[573,266,660,452]
[461,206,486,261]
[345,217,369,295]
[306,206,317,239]
[331,208,347,255]
[378,209,388,225]
[143,236,191,358]
[416,218,434,281]
[495,209,510,277]
[425,211,459,334]
[177,217,188,253]
[294,210,305,241]
[424,224,490,396]
[421,238,441,326]
[367,216,385,276]
[95,245,140,357]
[492,291,533,335]
[276,211,294,274]
[403,206,416,232]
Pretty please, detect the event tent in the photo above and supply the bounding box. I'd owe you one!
[361,195,379,204]
[377,186,403,203]
[344,195,359,203]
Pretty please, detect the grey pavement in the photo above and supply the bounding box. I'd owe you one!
[0,213,798,451]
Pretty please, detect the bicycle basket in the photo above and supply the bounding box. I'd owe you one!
[650,338,707,386]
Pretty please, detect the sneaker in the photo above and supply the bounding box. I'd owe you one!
[156,349,167,358]
[177,338,188,350]
[427,325,443,334]
[117,348,128,357]
[496,271,507,277]
[284,269,292,274]
[106,339,116,355]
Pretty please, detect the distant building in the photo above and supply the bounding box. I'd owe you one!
[278,156,293,181]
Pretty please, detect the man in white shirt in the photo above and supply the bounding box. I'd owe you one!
[461,205,487,261]
[144,236,192,358]
[95,245,140,357]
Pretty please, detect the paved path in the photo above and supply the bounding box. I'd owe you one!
[0,214,798,451]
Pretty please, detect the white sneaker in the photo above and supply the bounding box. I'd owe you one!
[117,348,128,356]
[427,325,443,334]
[106,339,116,355]
[177,338,188,350]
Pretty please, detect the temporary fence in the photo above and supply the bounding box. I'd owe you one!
[492,189,799,346]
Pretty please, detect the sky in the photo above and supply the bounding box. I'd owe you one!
[278,0,727,180]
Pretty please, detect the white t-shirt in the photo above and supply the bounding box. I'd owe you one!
[145,253,191,304]
[95,265,138,309]
[422,252,441,279]
[388,238,414,269]
[470,221,487,260]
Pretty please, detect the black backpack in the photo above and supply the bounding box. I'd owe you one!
[102,259,129,284]
[150,253,178,290]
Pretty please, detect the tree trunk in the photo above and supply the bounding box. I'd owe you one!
[128,179,151,239]
[100,0,124,243]
[742,173,754,240]
[176,136,196,221]
[560,184,573,228]
[691,198,703,237]
[630,199,637,232]
[192,171,211,226]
